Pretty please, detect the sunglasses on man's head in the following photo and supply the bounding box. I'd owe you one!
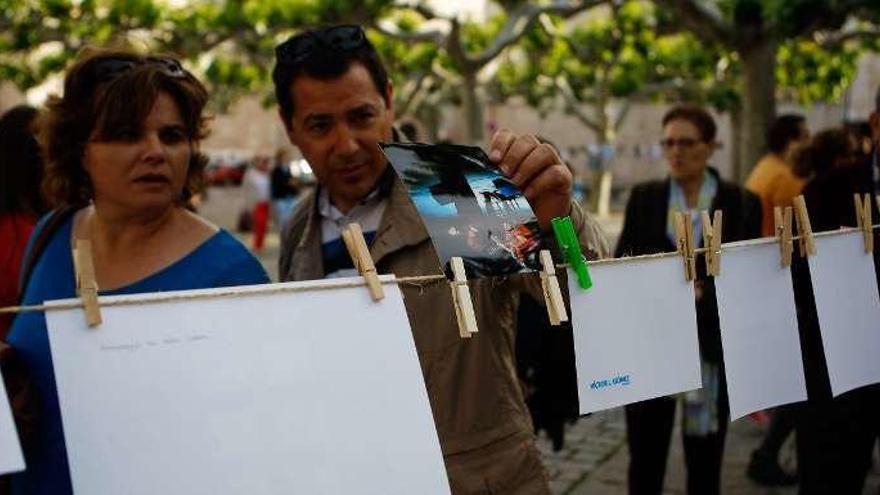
[92,56,188,84]
[275,25,367,66]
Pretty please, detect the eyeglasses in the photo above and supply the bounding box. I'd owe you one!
[660,138,701,150]
[275,25,367,66]
[93,56,188,84]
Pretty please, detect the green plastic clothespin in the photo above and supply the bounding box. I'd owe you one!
[551,216,593,290]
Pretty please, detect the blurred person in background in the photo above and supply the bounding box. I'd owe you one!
[270,148,300,232]
[844,121,874,160]
[746,114,809,237]
[399,121,419,142]
[791,86,880,495]
[0,105,46,339]
[6,49,268,495]
[743,114,808,486]
[242,154,272,252]
[616,104,761,495]
[793,129,855,182]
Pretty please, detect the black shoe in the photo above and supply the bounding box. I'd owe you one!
[747,450,798,486]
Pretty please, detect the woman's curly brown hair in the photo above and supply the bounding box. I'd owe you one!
[41,48,211,208]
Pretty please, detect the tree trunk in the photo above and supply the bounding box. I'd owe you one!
[729,104,742,182]
[595,103,616,217]
[589,107,614,217]
[415,104,442,143]
[461,70,483,145]
[737,38,777,182]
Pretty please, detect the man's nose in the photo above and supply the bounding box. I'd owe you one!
[333,124,360,156]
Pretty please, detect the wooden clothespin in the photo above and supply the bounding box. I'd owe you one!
[774,206,794,267]
[539,250,568,326]
[793,195,816,256]
[674,212,696,281]
[73,240,102,327]
[342,223,384,302]
[449,257,478,338]
[700,210,723,277]
[854,193,874,253]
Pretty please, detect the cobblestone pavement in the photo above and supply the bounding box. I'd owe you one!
[543,408,880,495]
[534,409,627,495]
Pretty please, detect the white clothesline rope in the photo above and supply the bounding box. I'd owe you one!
[1,225,875,316]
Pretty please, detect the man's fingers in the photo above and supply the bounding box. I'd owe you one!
[511,143,559,188]
[488,128,515,163]
[523,164,572,201]
[497,134,539,177]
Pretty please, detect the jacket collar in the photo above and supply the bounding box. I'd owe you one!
[662,166,727,206]
[654,166,725,249]
[295,164,430,272]
[290,190,324,280]
[371,172,430,266]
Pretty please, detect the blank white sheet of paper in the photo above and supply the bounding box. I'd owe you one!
[46,277,449,495]
[714,242,807,420]
[568,255,702,415]
[0,367,25,475]
[808,231,880,397]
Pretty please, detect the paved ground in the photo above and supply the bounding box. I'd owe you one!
[534,409,628,495]
[201,185,880,495]
[548,409,880,495]
[542,410,794,495]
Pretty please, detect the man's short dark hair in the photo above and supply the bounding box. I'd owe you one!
[662,104,717,142]
[272,25,391,130]
[766,114,806,154]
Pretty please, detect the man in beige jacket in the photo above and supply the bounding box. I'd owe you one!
[272,24,608,494]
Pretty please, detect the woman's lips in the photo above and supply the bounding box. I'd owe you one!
[133,173,171,184]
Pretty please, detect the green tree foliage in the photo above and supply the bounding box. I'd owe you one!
[0,0,395,109]
[1,0,877,155]
[494,2,734,140]
[657,0,880,178]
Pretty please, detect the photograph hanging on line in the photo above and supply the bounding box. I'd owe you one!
[381,142,544,278]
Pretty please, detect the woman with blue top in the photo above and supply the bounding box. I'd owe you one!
[6,48,269,495]
[615,105,761,495]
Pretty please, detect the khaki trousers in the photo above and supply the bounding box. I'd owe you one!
[445,433,551,495]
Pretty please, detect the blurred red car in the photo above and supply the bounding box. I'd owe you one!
[205,161,247,186]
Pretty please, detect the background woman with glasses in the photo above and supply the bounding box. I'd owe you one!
[615,104,761,495]
[6,49,268,495]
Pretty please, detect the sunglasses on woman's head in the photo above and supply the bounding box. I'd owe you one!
[92,56,188,84]
[275,25,367,66]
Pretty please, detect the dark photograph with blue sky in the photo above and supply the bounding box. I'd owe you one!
[381,143,544,278]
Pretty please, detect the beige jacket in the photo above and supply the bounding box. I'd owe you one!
[279,175,608,457]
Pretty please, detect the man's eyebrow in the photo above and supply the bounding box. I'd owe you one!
[303,113,333,125]
[346,103,378,117]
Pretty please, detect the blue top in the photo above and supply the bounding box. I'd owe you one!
[6,214,269,495]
